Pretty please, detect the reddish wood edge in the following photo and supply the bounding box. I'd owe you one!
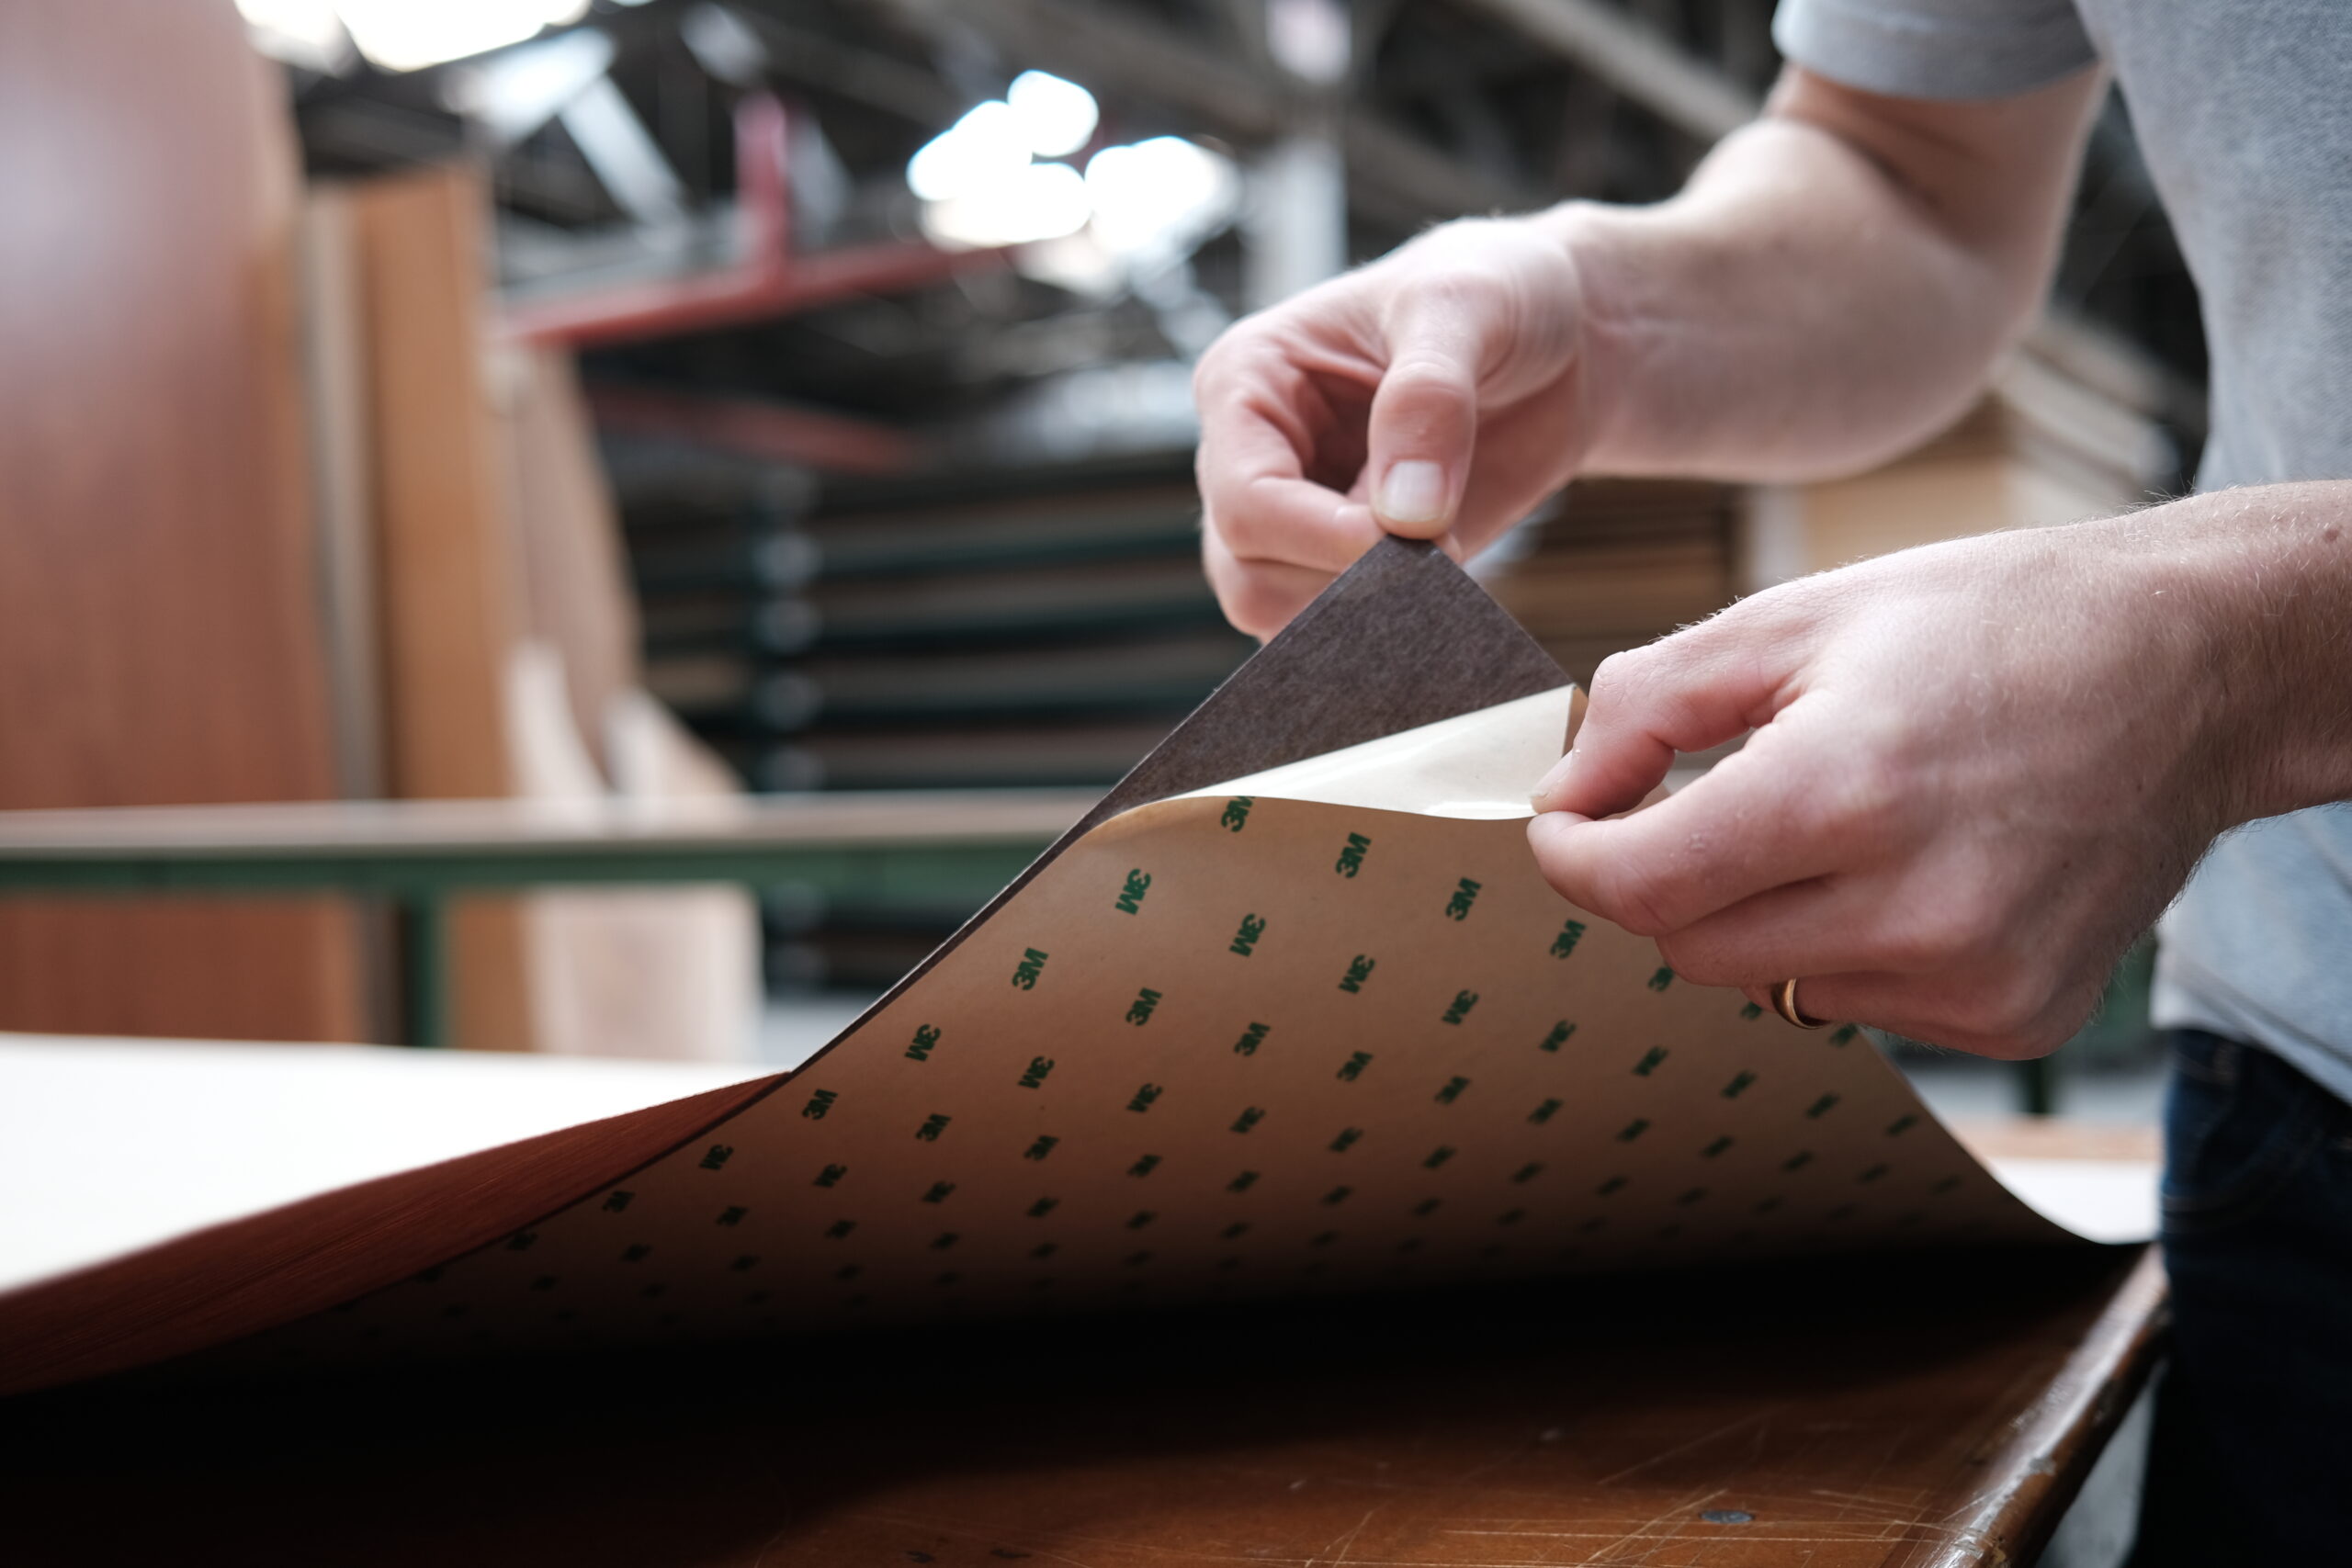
[0,1073,785,1397]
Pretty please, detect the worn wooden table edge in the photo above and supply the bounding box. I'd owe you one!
[1914,1246,2169,1568]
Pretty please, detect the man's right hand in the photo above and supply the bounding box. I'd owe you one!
[1191,216,1593,637]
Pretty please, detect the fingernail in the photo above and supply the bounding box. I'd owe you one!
[1530,750,1575,808]
[1374,460,1447,525]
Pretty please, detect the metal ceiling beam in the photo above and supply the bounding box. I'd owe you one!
[1446,0,1758,142]
[713,6,965,126]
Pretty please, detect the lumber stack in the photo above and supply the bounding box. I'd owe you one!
[1476,479,1742,685]
[628,456,1251,795]
[326,165,758,1056]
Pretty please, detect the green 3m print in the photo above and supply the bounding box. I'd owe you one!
[1233,1021,1270,1055]
[1228,913,1267,956]
[1339,954,1376,993]
[1126,987,1162,1025]
[904,1024,941,1062]
[1018,1055,1054,1089]
[1550,919,1587,958]
[1445,877,1482,919]
[1336,1049,1373,1081]
[1012,948,1048,989]
[1221,796,1253,831]
[1334,831,1371,876]
[1539,1020,1576,1053]
[1114,869,1152,914]
[1442,990,1478,1024]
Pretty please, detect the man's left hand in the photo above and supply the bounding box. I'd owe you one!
[1527,512,2251,1057]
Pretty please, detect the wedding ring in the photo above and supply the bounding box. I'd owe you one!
[1771,977,1826,1030]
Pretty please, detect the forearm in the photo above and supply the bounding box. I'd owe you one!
[1539,69,2100,483]
[2154,483,2352,825]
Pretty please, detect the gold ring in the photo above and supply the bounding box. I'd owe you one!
[1771,977,1826,1030]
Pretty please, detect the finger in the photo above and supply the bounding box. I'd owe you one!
[1203,526,1334,639]
[1523,717,1850,937]
[1196,407,1387,576]
[1698,894,2091,1060]
[1655,871,1955,989]
[1532,618,1803,820]
[1364,289,1495,537]
[1443,398,1586,558]
[1766,970,2075,1061]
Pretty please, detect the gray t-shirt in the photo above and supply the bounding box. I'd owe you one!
[1772,0,2352,1100]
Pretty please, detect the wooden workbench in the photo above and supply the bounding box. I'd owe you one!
[0,1239,2162,1567]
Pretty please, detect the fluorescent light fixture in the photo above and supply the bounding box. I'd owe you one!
[334,0,590,73]
[1005,71,1098,158]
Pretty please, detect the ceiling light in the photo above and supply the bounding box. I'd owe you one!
[1005,71,1098,158]
[920,162,1092,251]
[905,101,1032,203]
[1084,137,1239,264]
[234,0,352,71]
[334,0,590,73]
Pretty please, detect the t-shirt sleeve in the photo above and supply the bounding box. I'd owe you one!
[1772,0,2098,101]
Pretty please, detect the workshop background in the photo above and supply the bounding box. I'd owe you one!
[0,0,2200,1127]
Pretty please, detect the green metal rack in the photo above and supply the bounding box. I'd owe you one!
[0,792,1088,1048]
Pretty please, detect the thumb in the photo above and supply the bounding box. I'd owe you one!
[1531,626,1799,820]
[1364,292,1491,539]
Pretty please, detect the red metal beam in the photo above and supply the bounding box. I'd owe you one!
[503,94,1004,349]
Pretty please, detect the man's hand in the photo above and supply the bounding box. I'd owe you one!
[1192,219,1592,637]
[1191,67,2106,640]
[1528,515,2239,1058]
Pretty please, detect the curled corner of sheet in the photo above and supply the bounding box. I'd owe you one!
[1168,684,1582,822]
[1950,1117,2161,1245]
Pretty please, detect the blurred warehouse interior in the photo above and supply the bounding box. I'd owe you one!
[0,0,2205,1092]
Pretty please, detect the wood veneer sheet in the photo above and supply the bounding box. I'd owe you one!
[0,542,2129,1397]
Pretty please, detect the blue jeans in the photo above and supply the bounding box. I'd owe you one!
[2130,1030,2352,1563]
